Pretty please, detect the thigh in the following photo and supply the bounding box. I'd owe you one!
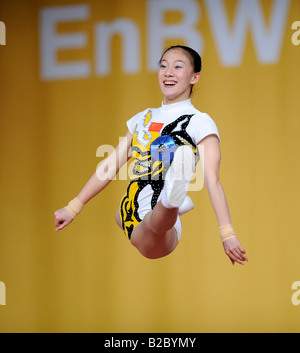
[115,208,122,229]
[130,212,179,259]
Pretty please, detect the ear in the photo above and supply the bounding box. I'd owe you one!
[190,72,200,85]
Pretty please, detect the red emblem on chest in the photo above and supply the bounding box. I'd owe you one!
[149,122,164,132]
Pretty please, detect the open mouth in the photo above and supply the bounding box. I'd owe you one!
[163,80,177,87]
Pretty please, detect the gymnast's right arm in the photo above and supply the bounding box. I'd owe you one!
[54,131,133,232]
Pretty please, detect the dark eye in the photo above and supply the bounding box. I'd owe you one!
[160,64,167,69]
[175,65,182,69]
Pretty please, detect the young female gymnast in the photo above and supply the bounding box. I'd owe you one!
[54,45,248,265]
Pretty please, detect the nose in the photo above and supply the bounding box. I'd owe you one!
[165,67,174,77]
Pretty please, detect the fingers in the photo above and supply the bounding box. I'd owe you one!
[227,248,247,265]
[227,249,248,265]
[55,220,67,232]
[233,248,247,261]
[54,215,62,228]
[54,209,72,232]
[55,217,72,232]
[54,215,65,232]
[224,239,248,266]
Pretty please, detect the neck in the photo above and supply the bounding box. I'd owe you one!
[161,98,192,112]
[162,98,191,106]
[163,94,191,105]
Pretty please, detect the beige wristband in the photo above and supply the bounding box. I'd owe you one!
[64,197,84,219]
[219,224,237,242]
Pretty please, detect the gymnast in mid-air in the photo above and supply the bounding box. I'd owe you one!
[54,45,248,265]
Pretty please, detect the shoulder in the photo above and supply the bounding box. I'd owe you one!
[187,106,220,143]
[189,105,218,128]
[126,107,157,133]
[192,112,217,127]
[130,107,158,121]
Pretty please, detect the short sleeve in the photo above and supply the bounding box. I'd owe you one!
[187,113,220,145]
[126,115,137,134]
[126,111,145,134]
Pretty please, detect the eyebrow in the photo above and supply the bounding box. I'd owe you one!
[161,59,185,63]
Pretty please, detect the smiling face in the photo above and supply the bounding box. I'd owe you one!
[158,48,200,105]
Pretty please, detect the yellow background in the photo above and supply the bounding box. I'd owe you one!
[0,0,300,332]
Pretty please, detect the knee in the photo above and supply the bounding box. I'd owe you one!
[130,228,178,260]
[130,232,155,258]
[131,240,158,259]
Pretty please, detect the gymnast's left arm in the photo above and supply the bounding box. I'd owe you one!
[197,135,248,266]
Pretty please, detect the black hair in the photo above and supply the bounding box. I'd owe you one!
[159,45,202,73]
[159,45,202,94]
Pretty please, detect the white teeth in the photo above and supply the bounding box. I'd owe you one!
[164,81,176,86]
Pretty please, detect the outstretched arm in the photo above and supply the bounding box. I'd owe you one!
[76,130,132,204]
[198,135,248,265]
[54,130,132,231]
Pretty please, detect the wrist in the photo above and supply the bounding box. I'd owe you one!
[64,197,84,219]
[219,224,237,242]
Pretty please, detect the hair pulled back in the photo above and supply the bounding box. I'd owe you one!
[159,45,202,73]
[159,45,202,95]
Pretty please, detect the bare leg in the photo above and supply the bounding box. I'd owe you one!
[130,201,179,259]
[116,205,178,259]
[115,209,122,229]
[121,146,195,259]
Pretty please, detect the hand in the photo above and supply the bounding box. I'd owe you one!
[222,237,248,266]
[54,208,73,232]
